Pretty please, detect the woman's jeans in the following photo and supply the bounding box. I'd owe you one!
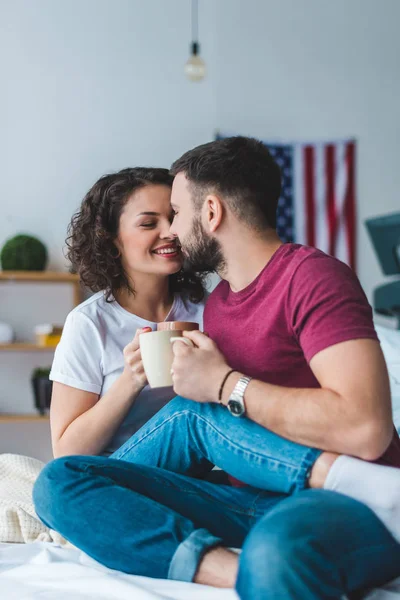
[33,397,400,599]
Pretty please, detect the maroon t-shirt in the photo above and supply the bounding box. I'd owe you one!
[204,244,400,486]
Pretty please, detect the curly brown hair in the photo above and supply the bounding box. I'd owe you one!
[66,167,206,303]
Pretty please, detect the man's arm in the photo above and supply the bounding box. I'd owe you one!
[219,338,393,460]
[172,332,393,461]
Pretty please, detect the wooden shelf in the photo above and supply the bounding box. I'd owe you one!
[0,414,49,422]
[0,343,56,351]
[0,270,83,309]
[0,271,79,282]
[0,271,81,423]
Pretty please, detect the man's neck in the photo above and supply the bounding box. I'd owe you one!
[219,230,283,293]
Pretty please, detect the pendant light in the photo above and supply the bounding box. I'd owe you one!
[184,0,206,82]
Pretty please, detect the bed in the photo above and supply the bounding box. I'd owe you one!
[0,542,237,600]
[1,324,399,599]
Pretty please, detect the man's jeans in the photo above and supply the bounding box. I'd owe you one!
[33,397,400,599]
[112,395,321,493]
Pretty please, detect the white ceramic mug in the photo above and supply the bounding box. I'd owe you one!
[139,330,194,388]
[0,322,14,344]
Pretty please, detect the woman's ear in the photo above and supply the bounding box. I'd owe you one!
[204,194,224,233]
[113,238,122,258]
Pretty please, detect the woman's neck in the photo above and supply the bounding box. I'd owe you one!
[114,274,173,323]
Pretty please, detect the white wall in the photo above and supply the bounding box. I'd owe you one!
[0,0,216,266]
[214,0,400,301]
[1,0,399,460]
[0,0,216,460]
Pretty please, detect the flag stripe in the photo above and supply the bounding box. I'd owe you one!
[325,144,336,256]
[304,146,316,247]
[334,141,348,264]
[345,141,356,270]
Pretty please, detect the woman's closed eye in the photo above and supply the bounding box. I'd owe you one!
[140,222,156,228]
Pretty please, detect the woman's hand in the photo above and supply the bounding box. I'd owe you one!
[123,327,152,391]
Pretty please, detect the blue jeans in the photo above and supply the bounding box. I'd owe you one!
[33,397,400,599]
[111,396,321,493]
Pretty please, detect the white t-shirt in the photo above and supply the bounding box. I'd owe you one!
[50,291,205,455]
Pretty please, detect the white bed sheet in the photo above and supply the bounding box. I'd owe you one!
[1,541,400,600]
[0,542,238,600]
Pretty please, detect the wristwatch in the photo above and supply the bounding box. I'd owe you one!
[227,376,252,417]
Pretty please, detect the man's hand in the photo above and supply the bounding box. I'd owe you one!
[171,330,231,402]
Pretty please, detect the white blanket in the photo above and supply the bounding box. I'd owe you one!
[0,453,71,546]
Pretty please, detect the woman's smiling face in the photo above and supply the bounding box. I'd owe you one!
[116,184,183,278]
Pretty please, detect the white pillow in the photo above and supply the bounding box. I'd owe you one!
[375,325,400,431]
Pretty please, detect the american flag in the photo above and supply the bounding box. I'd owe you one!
[216,135,357,270]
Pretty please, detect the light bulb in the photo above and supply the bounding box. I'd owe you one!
[184,42,206,82]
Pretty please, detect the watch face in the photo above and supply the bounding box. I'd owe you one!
[228,399,244,417]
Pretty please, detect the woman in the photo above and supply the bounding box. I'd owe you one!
[50,167,206,458]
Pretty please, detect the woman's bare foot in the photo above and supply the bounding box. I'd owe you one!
[194,546,238,587]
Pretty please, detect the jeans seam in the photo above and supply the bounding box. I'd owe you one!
[82,459,257,518]
[248,491,271,521]
[195,412,315,472]
[72,464,205,535]
[113,411,194,459]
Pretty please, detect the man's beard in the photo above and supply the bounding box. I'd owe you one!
[180,216,226,275]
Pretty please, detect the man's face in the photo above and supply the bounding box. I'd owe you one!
[170,173,225,273]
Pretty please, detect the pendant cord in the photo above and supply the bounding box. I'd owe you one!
[191,0,199,43]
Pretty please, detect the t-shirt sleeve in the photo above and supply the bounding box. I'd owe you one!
[288,254,378,363]
[50,311,103,394]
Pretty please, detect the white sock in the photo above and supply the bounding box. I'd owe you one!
[324,455,400,543]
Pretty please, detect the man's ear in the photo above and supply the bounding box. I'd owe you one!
[203,194,224,233]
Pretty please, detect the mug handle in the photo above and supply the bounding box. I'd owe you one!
[170,337,194,347]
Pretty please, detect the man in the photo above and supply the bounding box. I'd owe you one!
[34,137,400,599]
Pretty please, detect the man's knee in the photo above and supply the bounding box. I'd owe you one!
[236,493,342,598]
[166,395,195,414]
[237,526,317,600]
[168,395,216,415]
[159,396,220,425]
[238,516,301,584]
[168,395,223,419]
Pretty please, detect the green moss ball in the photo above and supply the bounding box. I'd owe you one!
[0,234,48,271]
